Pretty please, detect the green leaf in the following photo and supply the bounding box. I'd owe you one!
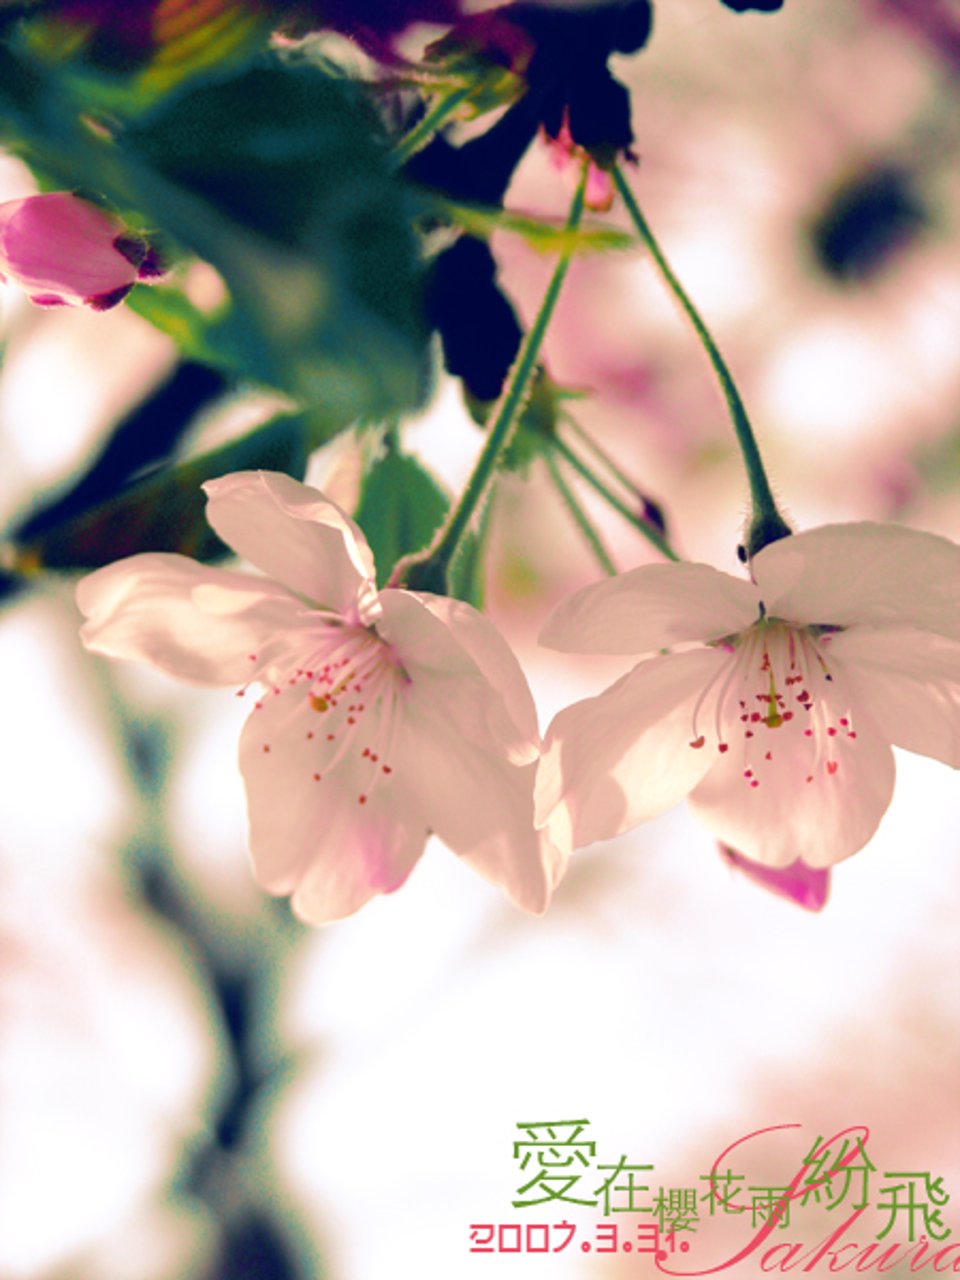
[353,447,449,587]
[15,1,271,116]
[124,282,225,365]
[122,60,427,419]
[0,49,428,424]
[13,412,311,570]
[431,198,635,255]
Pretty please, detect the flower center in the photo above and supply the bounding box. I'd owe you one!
[689,619,857,788]
[244,622,409,805]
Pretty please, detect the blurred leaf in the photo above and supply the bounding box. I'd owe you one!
[353,445,449,586]
[124,282,225,364]
[432,198,634,254]
[121,60,427,418]
[11,411,314,568]
[426,236,522,403]
[14,0,271,111]
[0,49,428,421]
[914,425,960,492]
[15,362,229,543]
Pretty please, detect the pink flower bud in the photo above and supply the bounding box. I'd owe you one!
[0,192,160,311]
[543,116,616,212]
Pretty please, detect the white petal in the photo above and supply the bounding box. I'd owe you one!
[825,627,960,768]
[753,523,960,639]
[239,685,428,923]
[203,471,377,616]
[689,666,896,867]
[539,562,760,655]
[399,700,561,914]
[535,649,727,853]
[77,553,308,686]
[377,590,540,765]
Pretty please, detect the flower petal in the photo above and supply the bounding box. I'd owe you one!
[372,590,559,909]
[539,562,761,655]
[239,686,428,923]
[689,667,896,867]
[203,471,377,616]
[824,626,960,768]
[380,589,540,763]
[77,553,308,686]
[752,523,960,640]
[721,846,830,912]
[535,649,728,853]
[399,699,561,914]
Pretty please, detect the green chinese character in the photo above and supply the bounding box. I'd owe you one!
[513,1119,598,1208]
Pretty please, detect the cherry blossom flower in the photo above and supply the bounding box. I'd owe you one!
[0,193,162,311]
[536,523,960,869]
[77,471,560,923]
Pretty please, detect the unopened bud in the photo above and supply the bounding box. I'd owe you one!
[0,192,161,311]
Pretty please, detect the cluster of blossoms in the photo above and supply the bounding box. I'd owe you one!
[78,470,960,923]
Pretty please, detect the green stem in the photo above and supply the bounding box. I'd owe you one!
[613,166,791,554]
[561,411,644,502]
[400,173,587,592]
[393,84,473,165]
[545,450,618,576]
[551,432,681,562]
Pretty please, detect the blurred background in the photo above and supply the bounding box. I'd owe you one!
[1,0,959,1276]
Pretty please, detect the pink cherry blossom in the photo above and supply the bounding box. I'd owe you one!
[537,523,960,869]
[77,471,562,923]
[0,192,161,311]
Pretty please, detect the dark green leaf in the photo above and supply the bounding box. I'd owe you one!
[0,49,428,422]
[123,61,427,419]
[353,447,449,587]
[13,411,311,569]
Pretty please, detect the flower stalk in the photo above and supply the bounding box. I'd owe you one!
[550,430,680,562]
[544,448,618,577]
[398,170,588,594]
[612,166,791,557]
[393,83,473,165]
